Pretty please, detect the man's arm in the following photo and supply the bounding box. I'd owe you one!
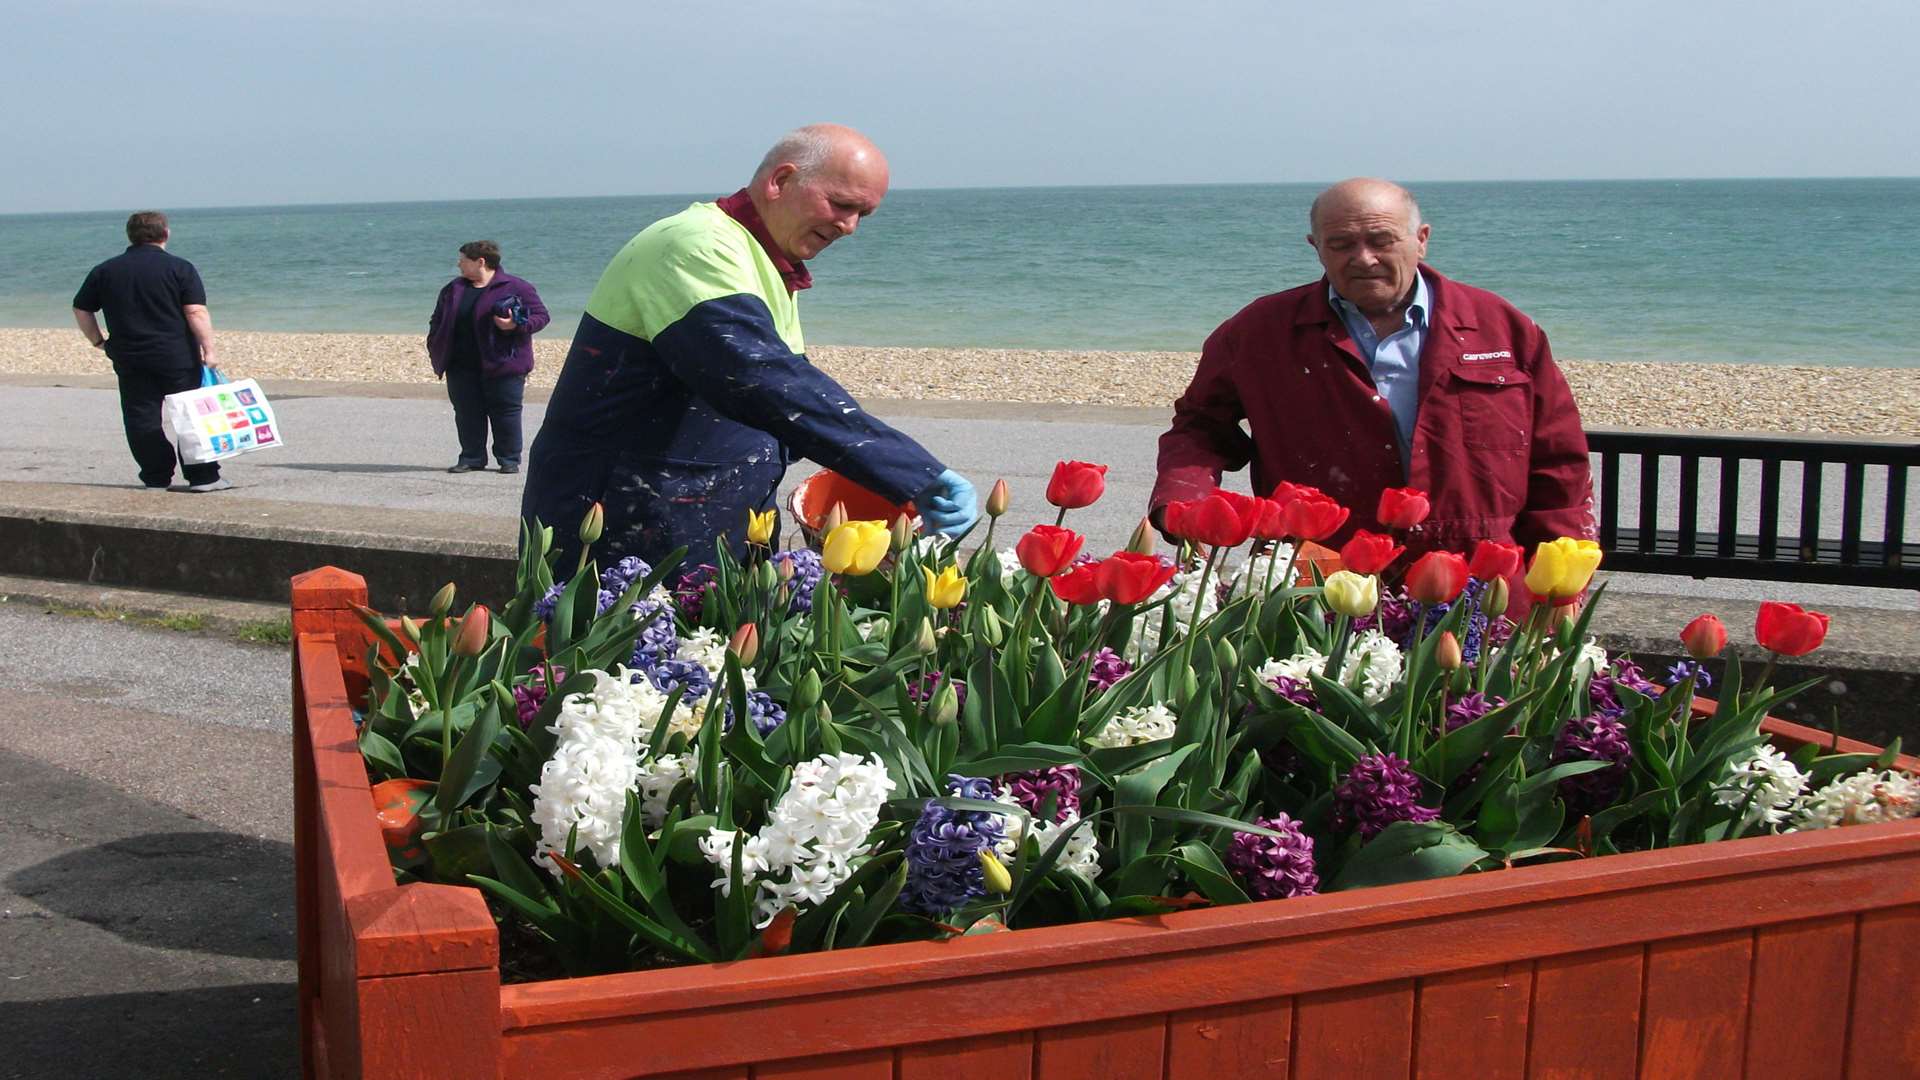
[1513,329,1595,548]
[1149,320,1254,523]
[183,304,216,367]
[650,293,947,507]
[72,309,106,350]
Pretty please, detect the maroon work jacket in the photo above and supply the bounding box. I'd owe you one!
[1151,265,1595,556]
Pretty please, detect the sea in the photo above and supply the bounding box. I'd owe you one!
[2,178,1916,366]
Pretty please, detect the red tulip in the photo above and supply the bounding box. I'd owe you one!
[1162,492,1255,548]
[1016,524,1085,577]
[452,604,490,656]
[1049,562,1102,605]
[1754,601,1829,657]
[1269,480,1326,508]
[1468,540,1525,581]
[1045,461,1109,509]
[1095,551,1178,605]
[1405,551,1470,605]
[1276,491,1351,541]
[1377,486,1431,530]
[1338,529,1404,575]
[1680,613,1727,660]
[1248,497,1287,541]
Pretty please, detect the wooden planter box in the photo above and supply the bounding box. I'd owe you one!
[292,566,1920,1079]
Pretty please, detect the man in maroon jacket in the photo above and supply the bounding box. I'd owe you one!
[1151,178,1594,556]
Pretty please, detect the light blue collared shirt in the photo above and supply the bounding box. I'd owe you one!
[1330,270,1430,473]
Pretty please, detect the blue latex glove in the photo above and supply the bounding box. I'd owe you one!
[917,468,979,537]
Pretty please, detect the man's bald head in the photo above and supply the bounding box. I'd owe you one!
[750,124,890,261]
[1309,178,1422,239]
[754,124,887,186]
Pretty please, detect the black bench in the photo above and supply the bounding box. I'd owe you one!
[1587,429,1919,591]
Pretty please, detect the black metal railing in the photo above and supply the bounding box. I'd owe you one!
[1586,429,1918,590]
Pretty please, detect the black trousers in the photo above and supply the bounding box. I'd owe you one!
[116,366,219,488]
[446,367,526,467]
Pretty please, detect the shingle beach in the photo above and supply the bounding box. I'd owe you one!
[1,328,1912,437]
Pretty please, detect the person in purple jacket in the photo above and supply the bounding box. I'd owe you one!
[427,240,550,473]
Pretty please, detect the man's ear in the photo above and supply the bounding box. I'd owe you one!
[764,163,800,200]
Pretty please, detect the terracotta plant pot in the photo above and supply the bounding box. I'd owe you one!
[786,468,917,549]
[292,566,1920,1079]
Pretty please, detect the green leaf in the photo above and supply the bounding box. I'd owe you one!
[1329,821,1488,891]
[1171,841,1251,905]
[548,855,713,964]
[423,824,492,883]
[790,851,905,952]
[1113,744,1199,865]
[484,826,552,906]
[837,858,910,950]
[433,694,503,820]
[357,727,406,779]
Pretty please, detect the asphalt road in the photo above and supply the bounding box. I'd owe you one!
[4,377,1915,610]
[0,604,295,1079]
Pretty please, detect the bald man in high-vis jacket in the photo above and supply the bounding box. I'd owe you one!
[523,125,977,570]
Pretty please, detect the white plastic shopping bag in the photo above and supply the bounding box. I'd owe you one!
[162,376,285,465]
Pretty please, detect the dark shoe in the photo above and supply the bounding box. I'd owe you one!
[497,464,520,474]
[447,463,478,474]
[141,483,171,492]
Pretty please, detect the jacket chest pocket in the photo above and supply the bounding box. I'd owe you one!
[1449,365,1532,450]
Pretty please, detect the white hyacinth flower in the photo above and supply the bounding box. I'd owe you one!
[993,792,1102,884]
[1789,769,1920,831]
[635,753,694,830]
[1131,567,1220,659]
[1714,745,1809,828]
[1254,629,1403,705]
[1086,702,1178,748]
[529,667,659,874]
[1572,639,1610,683]
[701,752,896,927]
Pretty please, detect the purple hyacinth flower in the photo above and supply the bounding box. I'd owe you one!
[1554,713,1633,817]
[901,775,1007,918]
[599,555,651,594]
[672,564,719,621]
[723,689,787,736]
[1664,659,1713,690]
[772,549,824,614]
[1086,647,1132,692]
[1445,692,1505,732]
[1000,766,1080,823]
[907,671,968,711]
[1267,675,1319,710]
[1331,753,1439,839]
[510,664,569,729]
[1225,814,1319,900]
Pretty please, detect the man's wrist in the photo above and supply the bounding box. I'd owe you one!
[89,337,105,348]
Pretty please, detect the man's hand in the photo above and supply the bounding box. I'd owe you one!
[493,314,517,331]
[917,469,979,537]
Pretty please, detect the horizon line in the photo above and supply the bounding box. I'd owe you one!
[4,174,1916,219]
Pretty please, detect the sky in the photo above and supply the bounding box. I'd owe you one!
[7,0,1919,214]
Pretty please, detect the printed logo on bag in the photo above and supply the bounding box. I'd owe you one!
[227,411,251,430]
[212,435,235,453]
[246,407,268,424]
[201,418,223,436]
[237,432,254,447]
[236,388,257,406]
[255,424,275,445]
[217,393,237,408]
[195,398,217,416]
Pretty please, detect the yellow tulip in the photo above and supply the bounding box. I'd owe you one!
[978,850,1012,894]
[746,508,775,546]
[921,564,968,609]
[1524,537,1604,600]
[1323,570,1379,618]
[821,520,890,575]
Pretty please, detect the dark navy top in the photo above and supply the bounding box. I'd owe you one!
[72,244,206,373]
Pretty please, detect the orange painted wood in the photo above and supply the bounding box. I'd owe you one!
[750,1048,892,1079]
[356,968,501,1080]
[1412,962,1531,1080]
[1527,945,1643,1080]
[1639,930,1752,1078]
[345,884,496,978]
[1291,980,1413,1079]
[898,1030,1032,1079]
[1845,905,1920,1075]
[1165,998,1290,1078]
[1744,916,1855,1079]
[650,1069,748,1080]
[1032,1015,1165,1080]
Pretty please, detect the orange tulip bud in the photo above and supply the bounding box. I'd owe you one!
[985,478,1011,518]
[452,604,490,656]
[728,622,760,666]
[1434,630,1463,671]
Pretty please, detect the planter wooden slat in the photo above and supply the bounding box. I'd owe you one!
[897,1030,1033,1079]
[1640,930,1753,1076]
[1165,998,1291,1077]
[752,1048,892,1079]
[1412,962,1532,1080]
[1290,979,1414,1078]
[1033,1014,1166,1080]
[291,567,1920,1079]
[1746,914,1853,1079]
[1527,945,1645,1079]
[1846,905,1920,1072]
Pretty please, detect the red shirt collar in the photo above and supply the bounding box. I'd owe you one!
[716,188,812,292]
